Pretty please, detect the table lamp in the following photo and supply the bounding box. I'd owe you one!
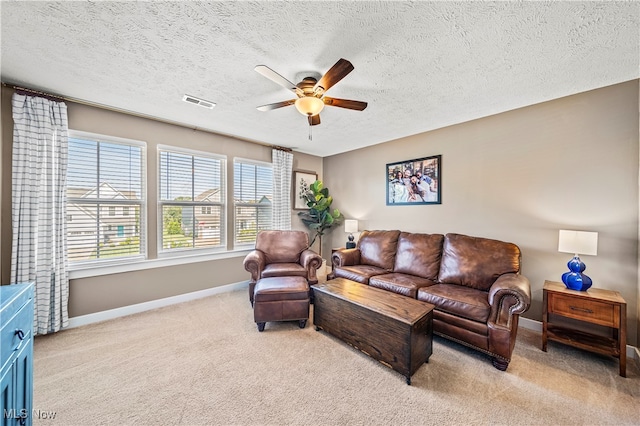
[558,230,598,291]
[345,220,358,249]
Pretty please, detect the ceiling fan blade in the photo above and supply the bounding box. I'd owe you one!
[254,65,301,95]
[323,97,368,111]
[314,58,354,93]
[308,114,321,126]
[256,99,296,111]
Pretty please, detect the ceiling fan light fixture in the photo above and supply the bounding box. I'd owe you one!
[295,96,324,116]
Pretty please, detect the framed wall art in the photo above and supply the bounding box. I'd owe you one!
[386,155,441,205]
[293,170,318,210]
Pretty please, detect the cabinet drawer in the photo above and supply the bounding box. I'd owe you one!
[0,300,33,369]
[549,294,616,327]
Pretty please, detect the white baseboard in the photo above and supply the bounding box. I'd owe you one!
[519,317,542,332]
[67,281,249,329]
[518,316,638,361]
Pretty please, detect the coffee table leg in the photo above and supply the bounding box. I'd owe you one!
[406,376,411,385]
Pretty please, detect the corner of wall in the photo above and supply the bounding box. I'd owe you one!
[637,80,640,351]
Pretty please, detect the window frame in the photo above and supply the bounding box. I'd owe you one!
[157,145,227,257]
[233,157,273,247]
[66,130,147,269]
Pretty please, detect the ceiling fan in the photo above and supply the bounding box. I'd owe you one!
[255,58,368,129]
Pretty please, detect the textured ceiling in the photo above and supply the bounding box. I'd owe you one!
[1,1,638,157]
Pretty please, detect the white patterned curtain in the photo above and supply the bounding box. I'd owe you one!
[271,148,293,230]
[11,92,69,335]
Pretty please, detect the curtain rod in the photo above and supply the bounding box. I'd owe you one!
[12,85,64,102]
[1,81,291,153]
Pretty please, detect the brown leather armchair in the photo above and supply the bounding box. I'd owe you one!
[243,230,323,305]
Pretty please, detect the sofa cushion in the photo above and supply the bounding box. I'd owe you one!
[262,263,307,278]
[357,230,401,270]
[438,233,521,291]
[333,265,388,284]
[417,283,491,323]
[393,232,444,280]
[369,273,436,298]
[433,310,488,337]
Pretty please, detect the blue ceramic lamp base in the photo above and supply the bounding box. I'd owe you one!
[561,255,592,291]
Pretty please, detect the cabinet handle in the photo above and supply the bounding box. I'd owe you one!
[569,306,593,314]
[14,329,25,340]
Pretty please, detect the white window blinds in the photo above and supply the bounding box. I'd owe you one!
[234,159,273,245]
[66,131,146,265]
[159,147,226,252]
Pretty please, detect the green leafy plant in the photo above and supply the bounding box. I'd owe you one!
[298,180,343,256]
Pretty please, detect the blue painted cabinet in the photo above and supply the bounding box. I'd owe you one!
[1,283,34,426]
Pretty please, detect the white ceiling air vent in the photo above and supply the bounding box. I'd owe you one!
[182,94,216,109]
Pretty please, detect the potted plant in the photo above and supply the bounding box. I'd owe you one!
[298,180,343,258]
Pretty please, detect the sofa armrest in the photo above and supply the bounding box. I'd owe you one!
[243,250,266,283]
[331,248,361,268]
[300,249,323,284]
[488,273,531,329]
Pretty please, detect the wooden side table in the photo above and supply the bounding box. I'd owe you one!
[542,280,627,377]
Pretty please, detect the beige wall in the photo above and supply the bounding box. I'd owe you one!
[2,82,638,346]
[324,80,639,346]
[0,86,322,316]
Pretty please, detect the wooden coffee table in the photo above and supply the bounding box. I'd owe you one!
[312,278,434,385]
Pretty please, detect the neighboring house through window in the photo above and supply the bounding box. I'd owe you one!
[234,159,272,245]
[66,131,146,265]
[158,146,226,252]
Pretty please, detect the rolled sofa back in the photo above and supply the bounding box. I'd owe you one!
[438,233,521,291]
[351,231,521,290]
[393,232,444,281]
[356,230,401,270]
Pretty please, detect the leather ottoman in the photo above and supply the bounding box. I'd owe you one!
[253,276,310,332]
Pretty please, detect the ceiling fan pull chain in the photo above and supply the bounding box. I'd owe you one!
[309,122,312,141]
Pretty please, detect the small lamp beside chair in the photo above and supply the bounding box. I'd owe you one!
[345,219,358,249]
[558,230,598,291]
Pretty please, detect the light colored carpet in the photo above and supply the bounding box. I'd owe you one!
[33,288,639,426]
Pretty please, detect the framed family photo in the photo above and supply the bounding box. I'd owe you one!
[293,170,318,210]
[386,155,441,205]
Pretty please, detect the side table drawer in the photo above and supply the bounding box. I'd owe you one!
[549,294,616,327]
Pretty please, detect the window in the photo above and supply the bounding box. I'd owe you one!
[234,159,272,245]
[159,146,225,252]
[66,131,145,265]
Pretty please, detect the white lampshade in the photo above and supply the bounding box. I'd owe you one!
[295,96,324,116]
[344,219,358,233]
[558,230,598,256]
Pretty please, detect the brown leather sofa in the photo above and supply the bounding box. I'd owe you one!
[331,230,531,370]
[243,230,323,305]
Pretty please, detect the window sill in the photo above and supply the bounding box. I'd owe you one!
[69,249,253,280]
